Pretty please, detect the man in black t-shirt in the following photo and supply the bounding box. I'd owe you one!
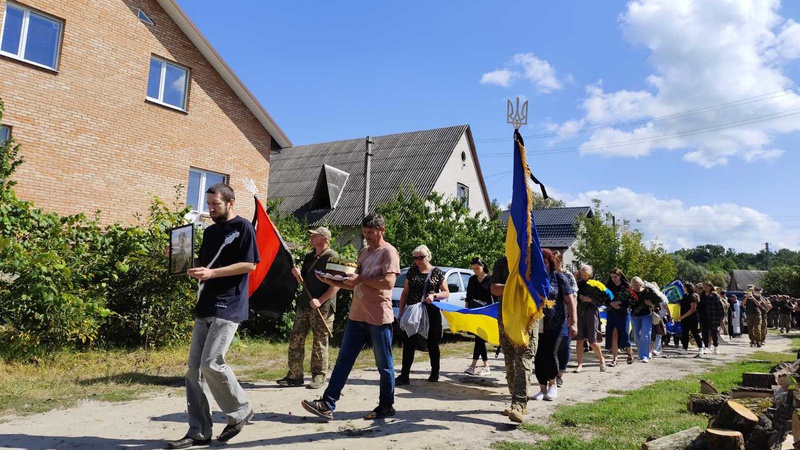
[277,226,339,389]
[168,183,259,450]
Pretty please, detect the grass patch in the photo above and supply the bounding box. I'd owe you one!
[0,334,475,419]
[496,336,800,450]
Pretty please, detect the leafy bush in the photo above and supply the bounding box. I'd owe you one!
[0,102,196,357]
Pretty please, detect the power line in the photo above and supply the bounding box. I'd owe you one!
[475,85,800,143]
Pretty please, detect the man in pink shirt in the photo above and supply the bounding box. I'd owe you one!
[301,214,401,421]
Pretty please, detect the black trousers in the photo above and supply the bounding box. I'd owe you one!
[535,329,562,386]
[681,319,703,350]
[701,322,719,348]
[401,302,442,377]
[472,336,487,361]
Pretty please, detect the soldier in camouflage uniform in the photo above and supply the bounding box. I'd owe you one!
[277,227,339,389]
[491,256,538,424]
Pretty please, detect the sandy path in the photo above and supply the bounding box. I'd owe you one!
[0,335,792,450]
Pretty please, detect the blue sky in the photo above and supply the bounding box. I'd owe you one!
[177,0,800,253]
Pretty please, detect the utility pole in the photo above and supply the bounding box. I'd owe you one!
[362,136,375,248]
[765,242,770,270]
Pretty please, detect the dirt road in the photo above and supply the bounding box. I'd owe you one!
[0,335,792,450]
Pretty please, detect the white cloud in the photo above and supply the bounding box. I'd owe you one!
[480,53,562,93]
[560,0,800,166]
[480,70,514,87]
[560,187,798,252]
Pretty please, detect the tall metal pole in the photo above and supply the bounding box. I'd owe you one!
[362,136,374,248]
[765,242,770,270]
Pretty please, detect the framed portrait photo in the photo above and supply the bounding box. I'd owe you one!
[169,224,195,276]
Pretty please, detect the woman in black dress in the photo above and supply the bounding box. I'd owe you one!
[464,257,493,376]
[677,283,703,355]
[396,245,450,384]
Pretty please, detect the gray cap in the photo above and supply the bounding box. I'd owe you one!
[309,226,332,240]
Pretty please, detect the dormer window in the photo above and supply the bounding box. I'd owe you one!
[137,9,154,26]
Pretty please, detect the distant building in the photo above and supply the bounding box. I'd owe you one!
[501,206,594,271]
[728,270,768,291]
[269,125,491,247]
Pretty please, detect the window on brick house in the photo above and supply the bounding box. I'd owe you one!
[0,2,63,70]
[0,125,10,144]
[147,56,189,110]
[186,168,228,214]
[456,183,469,208]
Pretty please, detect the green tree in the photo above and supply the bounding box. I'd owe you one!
[532,190,566,210]
[761,265,800,297]
[376,185,506,269]
[671,255,709,284]
[574,200,676,285]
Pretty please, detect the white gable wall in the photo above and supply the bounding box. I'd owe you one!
[430,133,490,218]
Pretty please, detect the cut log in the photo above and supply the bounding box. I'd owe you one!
[709,400,759,441]
[744,425,777,450]
[641,426,705,450]
[706,428,744,450]
[702,379,720,394]
[730,387,774,399]
[688,393,729,415]
[793,409,800,447]
[741,372,778,389]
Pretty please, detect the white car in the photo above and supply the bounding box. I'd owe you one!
[391,266,475,332]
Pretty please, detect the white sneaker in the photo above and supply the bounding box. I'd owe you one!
[475,367,491,377]
[699,347,706,355]
[530,391,545,401]
[678,348,688,355]
[544,385,557,400]
[464,367,476,376]
[713,346,719,355]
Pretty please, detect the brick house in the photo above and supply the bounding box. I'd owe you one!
[0,0,291,223]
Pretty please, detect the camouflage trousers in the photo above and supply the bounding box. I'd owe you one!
[499,320,538,407]
[746,315,762,345]
[287,308,334,379]
[760,315,768,343]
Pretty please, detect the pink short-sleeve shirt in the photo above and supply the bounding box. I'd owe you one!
[349,242,401,325]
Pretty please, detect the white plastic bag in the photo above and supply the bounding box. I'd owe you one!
[399,302,429,339]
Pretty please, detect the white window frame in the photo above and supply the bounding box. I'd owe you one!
[147,56,189,111]
[456,183,470,208]
[137,9,154,26]
[187,168,228,214]
[0,2,63,71]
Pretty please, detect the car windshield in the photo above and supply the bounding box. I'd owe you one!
[394,269,408,288]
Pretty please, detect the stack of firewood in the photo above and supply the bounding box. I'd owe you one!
[642,360,799,450]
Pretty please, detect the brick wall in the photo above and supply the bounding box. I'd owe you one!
[0,0,276,223]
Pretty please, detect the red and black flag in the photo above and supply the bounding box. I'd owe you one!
[248,196,298,319]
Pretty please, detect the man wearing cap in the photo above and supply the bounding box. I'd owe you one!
[742,284,763,347]
[277,227,339,389]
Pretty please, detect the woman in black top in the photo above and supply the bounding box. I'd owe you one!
[677,283,703,355]
[464,257,493,376]
[605,268,635,366]
[396,245,450,385]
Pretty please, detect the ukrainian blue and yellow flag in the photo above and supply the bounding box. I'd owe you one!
[434,302,500,345]
[503,130,550,347]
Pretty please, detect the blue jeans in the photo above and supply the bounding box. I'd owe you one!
[605,311,632,350]
[322,320,394,411]
[631,314,652,360]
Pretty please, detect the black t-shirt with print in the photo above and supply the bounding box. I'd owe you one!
[405,265,445,306]
[195,216,260,322]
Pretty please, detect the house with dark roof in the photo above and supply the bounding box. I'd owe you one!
[268,125,491,246]
[728,270,768,291]
[500,207,594,270]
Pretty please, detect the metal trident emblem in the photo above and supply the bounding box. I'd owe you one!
[506,97,528,129]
